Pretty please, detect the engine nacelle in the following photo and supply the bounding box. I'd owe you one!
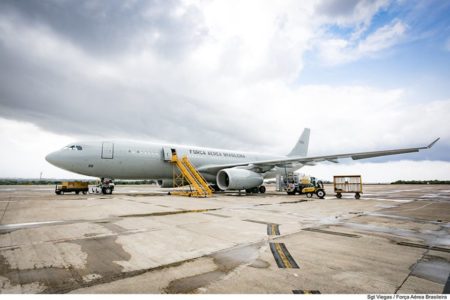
[216,168,263,190]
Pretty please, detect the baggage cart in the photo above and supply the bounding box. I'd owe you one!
[333,175,362,199]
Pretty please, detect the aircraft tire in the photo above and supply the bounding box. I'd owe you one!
[259,186,266,193]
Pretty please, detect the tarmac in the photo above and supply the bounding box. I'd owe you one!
[0,184,449,294]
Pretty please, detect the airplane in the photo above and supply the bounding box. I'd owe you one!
[45,128,440,194]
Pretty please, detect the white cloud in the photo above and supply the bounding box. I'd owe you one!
[0,1,448,181]
[302,160,450,183]
[0,118,93,179]
[318,20,407,65]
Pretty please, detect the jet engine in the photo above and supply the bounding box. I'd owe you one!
[216,168,263,190]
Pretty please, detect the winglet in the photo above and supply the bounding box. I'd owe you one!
[427,138,440,149]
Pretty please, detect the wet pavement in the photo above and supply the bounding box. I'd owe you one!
[0,184,449,293]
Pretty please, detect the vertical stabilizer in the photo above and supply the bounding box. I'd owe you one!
[287,128,310,157]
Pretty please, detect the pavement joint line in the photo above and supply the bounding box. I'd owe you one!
[396,241,450,253]
[302,227,360,238]
[118,208,220,218]
[242,219,275,225]
[0,200,10,224]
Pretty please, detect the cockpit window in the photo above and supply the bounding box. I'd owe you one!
[63,145,83,150]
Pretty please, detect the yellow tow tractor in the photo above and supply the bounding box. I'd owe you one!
[284,175,326,199]
[55,181,88,195]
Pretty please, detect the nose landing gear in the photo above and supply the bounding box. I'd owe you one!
[100,178,115,194]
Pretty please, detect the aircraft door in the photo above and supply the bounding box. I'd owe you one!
[101,142,114,159]
[163,147,175,161]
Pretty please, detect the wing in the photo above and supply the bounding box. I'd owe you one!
[197,138,440,174]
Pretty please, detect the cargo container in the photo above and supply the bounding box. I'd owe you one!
[333,175,362,199]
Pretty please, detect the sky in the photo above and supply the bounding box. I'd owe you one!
[0,0,449,182]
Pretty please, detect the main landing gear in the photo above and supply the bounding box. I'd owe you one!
[245,185,266,194]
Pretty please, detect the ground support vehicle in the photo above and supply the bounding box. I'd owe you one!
[55,181,88,195]
[334,175,362,199]
[283,173,326,199]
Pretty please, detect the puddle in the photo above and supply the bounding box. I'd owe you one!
[249,259,270,268]
[0,250,80,293]
[212,242,264,272]
[342,222,450,247]
[164,242,265,293]
[165,270,224,293]
[375,204,397,209]
[95,222,128,234]
[411,256,450,284]
[364,212,442,224]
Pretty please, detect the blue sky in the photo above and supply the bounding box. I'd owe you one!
[301,1,450,92]
[0,0,449,180]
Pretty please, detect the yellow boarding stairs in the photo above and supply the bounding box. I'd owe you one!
[169,151,214,197]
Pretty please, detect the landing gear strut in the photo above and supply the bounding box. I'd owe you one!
[100,178,115,195]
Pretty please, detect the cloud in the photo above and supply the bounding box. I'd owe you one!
[0,0,207,58]
[318,19,407,65]
[0,118,88,179]
[0,1,448,180]
[315,0,390,27]
[302,160,450,183]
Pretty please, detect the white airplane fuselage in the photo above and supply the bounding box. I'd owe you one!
[45,141,295,182]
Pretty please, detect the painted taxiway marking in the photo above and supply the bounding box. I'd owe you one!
[270,242,299,269]
[267,224,280,236]
[293,290,321,294]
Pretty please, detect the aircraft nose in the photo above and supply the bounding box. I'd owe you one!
[45,151,58,165]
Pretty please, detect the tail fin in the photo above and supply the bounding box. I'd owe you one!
[287,128,310,157]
